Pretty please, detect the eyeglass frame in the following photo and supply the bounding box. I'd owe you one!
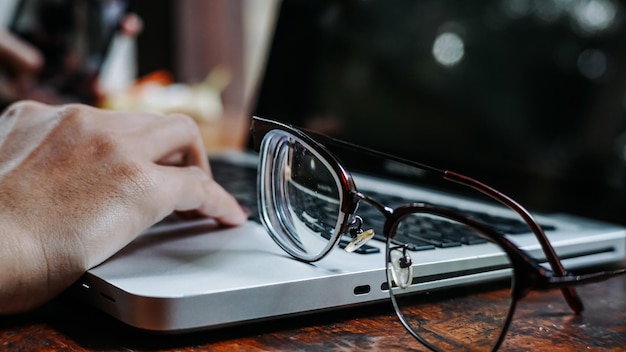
[249,115,626,350]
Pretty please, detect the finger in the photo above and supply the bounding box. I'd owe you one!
[0,28,43,74]
[120,13,143,37]
[128,113,209,172]
[0,29,42,97]
[153,165,247,226]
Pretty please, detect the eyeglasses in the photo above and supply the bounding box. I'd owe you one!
[249,116,626,351]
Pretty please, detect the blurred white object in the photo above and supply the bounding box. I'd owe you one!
[0,0,18,26]
[98,33,137,96]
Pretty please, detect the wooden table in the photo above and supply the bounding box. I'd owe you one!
[1,260,624,351]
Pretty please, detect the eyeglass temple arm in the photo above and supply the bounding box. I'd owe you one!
[543,268,626,289]
[254,119,446,175]
[444,171,585,313]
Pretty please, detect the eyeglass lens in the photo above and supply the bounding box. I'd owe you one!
[259,130,345,261]
[387,214,515,351]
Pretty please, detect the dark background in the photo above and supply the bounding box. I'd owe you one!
[254,0,626,225]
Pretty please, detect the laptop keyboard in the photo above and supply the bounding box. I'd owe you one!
[200,160,555,255]
[211,160,260,222]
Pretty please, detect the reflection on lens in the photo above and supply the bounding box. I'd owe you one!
[386,213,514,351]
[259,130,344,261]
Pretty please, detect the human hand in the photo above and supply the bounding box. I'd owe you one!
[0,101,247,314]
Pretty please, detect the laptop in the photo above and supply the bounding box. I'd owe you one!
[70,0,626,332]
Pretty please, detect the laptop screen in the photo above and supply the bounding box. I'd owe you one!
[252,0,626,225]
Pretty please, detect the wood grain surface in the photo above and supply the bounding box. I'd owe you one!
[1,261,625,351]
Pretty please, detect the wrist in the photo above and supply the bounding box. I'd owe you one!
[0,217,83,314]
[0,220,44,314]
